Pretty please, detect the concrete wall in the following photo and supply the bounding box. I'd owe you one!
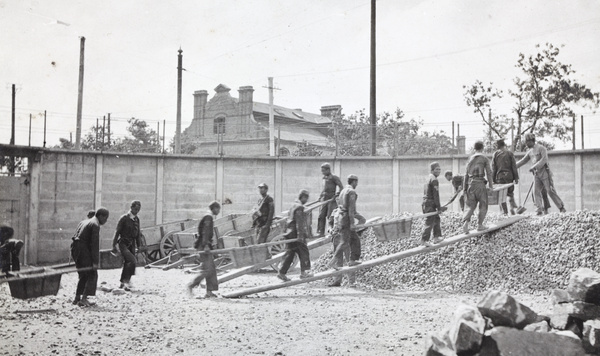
[8,146,599,264]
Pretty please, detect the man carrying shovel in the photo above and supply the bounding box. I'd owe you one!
[462,141,494,233]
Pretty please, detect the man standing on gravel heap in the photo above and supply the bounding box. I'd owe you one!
[492,139,519,215]
[71,208,109,307]
[277,189,313,282]
[516,133,566,216]
[187,201,221,298]
[316,163,344,237]
[421,162,447,247]
[329,174,362,270]
[462,141,494,233]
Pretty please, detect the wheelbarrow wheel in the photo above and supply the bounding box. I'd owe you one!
[159,231,179,257]
[137,233,162,263]
[268,234,298,272]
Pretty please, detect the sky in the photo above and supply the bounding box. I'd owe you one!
[1,0,599,151]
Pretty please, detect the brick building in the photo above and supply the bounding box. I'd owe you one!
[181,84,341,156]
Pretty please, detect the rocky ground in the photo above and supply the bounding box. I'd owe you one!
[0,267,551,356]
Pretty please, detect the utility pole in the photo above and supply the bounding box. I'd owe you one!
[107,113,111,147]
[75,36,85,150]
[157,121,160,153]
[369,0,377,156]
[102,116,106,149]
[163,119,166,153]
[175,48,183,154]
[10,84,15,145]
[28,114,32,146]
[43,110,47,148]
[581,115,584,150]
[451,121,455,147]
[572,115,576,151]
[96,118,99,150]
[268,77,275,156]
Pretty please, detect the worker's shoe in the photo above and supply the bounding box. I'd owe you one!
[559,207,566,213]
[120,282,132,291]
[536,210,544,216]
[327,280,342,287]
[299,271,314,279]
[432,236,444,244]
[72,296,81,305]
[78,298,95,307]
[277,273,291,282]
[544,209,549,215]
[421,240,433,247]
[477,225,489,231]
[204,291,217,298]
[347,260,362,267]
[462,221,470,234]
[510,208,516,215]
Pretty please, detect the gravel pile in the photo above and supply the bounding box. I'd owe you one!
[313,210,600,294]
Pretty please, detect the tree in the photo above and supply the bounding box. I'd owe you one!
[291,140,323,157]
[465,43,600,151]
[327,108,454,156]
[463,80,510,152]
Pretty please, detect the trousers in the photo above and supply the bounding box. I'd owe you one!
[256,224,271,244]
[534,169,564,212]
[118,242,137,283]
[463,180,488,225]
[317,198,338,235]
[421,202,441,241]
[189,253,218,292]
[331,222,361,268]
[280,241,311,275]
[71,240,97,296]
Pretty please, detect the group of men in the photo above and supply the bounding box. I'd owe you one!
[420,133,566,246]
[70,201,145,306]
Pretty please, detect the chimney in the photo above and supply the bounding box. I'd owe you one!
[193,90,208,120]
[320,105,342,118]
[456,136,466,154]
[238,86,254,117]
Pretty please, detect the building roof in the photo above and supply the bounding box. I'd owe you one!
[255,123,330,147]
[252,102,331,125]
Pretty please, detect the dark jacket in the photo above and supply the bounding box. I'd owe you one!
[71,217,101,266]
[320,174,344,200]
[423,174,441,209]
[253,194,274,227]
[283,202,309,243]
[194,213,214,250]
[492,149,519,183]
[115,213,141,247]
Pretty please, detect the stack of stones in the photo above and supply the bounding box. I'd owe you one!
[425,268,600,356]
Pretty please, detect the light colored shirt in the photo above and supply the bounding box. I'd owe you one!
[516,143,548,174]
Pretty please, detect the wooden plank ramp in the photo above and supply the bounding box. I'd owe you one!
[221,215,527,298]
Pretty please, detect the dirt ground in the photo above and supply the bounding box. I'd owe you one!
[0,265,552,356]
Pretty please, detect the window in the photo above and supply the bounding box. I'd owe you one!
[279,147,290,156]
[213,117,225,134]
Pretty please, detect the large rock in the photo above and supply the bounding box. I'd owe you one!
[568,268,600,305]
[477,290,542,329]
[523,320,550,333]
[424,332,457,356]
[448,305,486,354]
[583,319,600,355]
[478,326,588,356]
[552,288,573,304]
[554,301,600,321]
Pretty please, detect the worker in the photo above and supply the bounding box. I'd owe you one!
[444,171,465,211]
[516,133,566,215]
[462,141,494,233]
[252,183,275,244]
[316,163,344,237]
[187,201,221,298]
[277,189,313,281]
[327,207,366,287]
[111,200,144,291]
[492,139,519,215]
[329,174,362,272]
[0,225,24,274]
[71,208,110,307]
[422,162,447,247]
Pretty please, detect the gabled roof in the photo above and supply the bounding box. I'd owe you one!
[255,122,330,147]
[252,102,331,125]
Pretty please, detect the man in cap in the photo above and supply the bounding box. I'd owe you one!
[71,207,110,307]
[329,174,362,273]
[462,141,494,233]
[111,200,143,291]
[277,189,313,281]
[187,201,221,298]
[316,163,344,237]
[492,139,519,215]
[516,133,566,215]
[327,206,366,287]
[444,171,465,211]
[252,183,275,244]
[421,162,447,247]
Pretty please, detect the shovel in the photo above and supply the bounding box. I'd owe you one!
[516,181,534,214]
